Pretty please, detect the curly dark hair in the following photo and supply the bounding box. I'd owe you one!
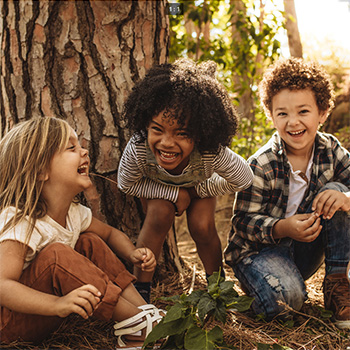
[259,57,335,118]
[122,58,238,153]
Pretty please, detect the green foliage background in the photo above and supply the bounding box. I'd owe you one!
[168,0,350,158]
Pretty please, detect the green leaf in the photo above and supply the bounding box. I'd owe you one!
[316,306,333,319]
[144,315,193,347]
[226,295,254,312]
[257,344,272,350]
[187,289,206,306]
[211,299,227,324]
[159,332,186,350]
[184,325,223,350]
[160,294,181,303]
[163,302,185,323]
[198,294,216,322]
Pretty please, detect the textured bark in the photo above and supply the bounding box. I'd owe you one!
[283,0,303,58]
[0,0,181,275]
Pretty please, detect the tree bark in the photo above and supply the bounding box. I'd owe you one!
[0,0,181,275]
[283,0,303,58]
[230,0,255,123]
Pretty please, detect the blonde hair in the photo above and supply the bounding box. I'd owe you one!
[0,117,71,244]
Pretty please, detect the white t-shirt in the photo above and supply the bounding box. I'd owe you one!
[285,151,314,218]
[0,203,92,269]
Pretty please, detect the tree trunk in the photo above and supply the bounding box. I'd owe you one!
[283,0,303,58]
[230,0,255,123]
[0,0,182,275]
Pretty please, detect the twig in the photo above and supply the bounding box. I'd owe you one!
[188,264,196,294]
[296,334,324,350]
[90,173,118,185]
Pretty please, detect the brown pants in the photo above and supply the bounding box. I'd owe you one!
[0,233,135,344]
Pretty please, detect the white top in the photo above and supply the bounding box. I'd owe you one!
[285,151,314,218]
[0,203,92,269]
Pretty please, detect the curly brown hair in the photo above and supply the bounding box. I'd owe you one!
[122,58,238,153]
[259,57,335,118]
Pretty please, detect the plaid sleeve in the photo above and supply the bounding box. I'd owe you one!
[331,136,350,188]
[232,156,281,245]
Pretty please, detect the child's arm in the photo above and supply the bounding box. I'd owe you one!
[0,240,101,318]
[84,217,156,272]
[195,147,253,198]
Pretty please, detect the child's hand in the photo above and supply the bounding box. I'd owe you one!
[175,188,191,216]
[273,213,322,242]
[312,189,350,220]
[54,284,101,319]
[130,247,156,272]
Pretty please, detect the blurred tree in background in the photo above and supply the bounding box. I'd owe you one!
[168,0,350,157]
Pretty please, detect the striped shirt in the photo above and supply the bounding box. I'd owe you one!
[224,131,350,266]
[117,135,254,203]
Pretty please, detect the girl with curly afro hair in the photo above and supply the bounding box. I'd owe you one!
[118,58,253,302]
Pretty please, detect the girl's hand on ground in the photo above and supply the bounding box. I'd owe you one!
[131,247,156,272]
[54,284,101,319]
[273,213,322,242]
[312,189,350,219]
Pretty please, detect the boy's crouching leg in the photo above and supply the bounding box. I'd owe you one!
[233,246,307,321]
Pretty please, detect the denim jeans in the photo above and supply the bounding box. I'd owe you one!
[233,182,350,320]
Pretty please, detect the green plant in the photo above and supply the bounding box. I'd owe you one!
[143,272,253,349]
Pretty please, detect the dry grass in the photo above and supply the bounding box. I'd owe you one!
[2,260,349,350]
[2,204,350,349]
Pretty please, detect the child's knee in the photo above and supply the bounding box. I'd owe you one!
[23,243,75,283]
[75,232,105,251]
[146,200,175,224]
[189,222,217,244]
[38,242,72,263]
[318,181,348,194]
[252,274,306,320]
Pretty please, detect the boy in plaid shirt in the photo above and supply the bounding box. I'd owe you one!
[224,57,350,328]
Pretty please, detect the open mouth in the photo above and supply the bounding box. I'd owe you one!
[158,150,179,161]
[77,164,89,175]
[288,130,306,137]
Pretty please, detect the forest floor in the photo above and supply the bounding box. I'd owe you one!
[172,208,350,350]
[1,199,350,350]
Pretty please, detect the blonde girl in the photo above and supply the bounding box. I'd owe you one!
[0,117,163,349]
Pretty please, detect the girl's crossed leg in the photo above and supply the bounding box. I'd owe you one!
[0,233,152,345]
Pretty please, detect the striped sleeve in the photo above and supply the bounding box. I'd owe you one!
[117,137,179,202]
[195,147,254,198]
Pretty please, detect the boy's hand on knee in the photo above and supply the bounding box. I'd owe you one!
[273,213,322,242]
[130,247,156,272]
[55,284,101,319]
[312,190,350,219]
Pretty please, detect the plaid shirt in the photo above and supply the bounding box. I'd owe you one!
[224,131,350,266]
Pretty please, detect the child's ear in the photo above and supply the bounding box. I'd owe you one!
[319,109,329,124]
[38,172,49,181]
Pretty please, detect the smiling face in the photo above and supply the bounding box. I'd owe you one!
[44,128,92,197]
[271,88,328,157]
[147,110,194,175]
